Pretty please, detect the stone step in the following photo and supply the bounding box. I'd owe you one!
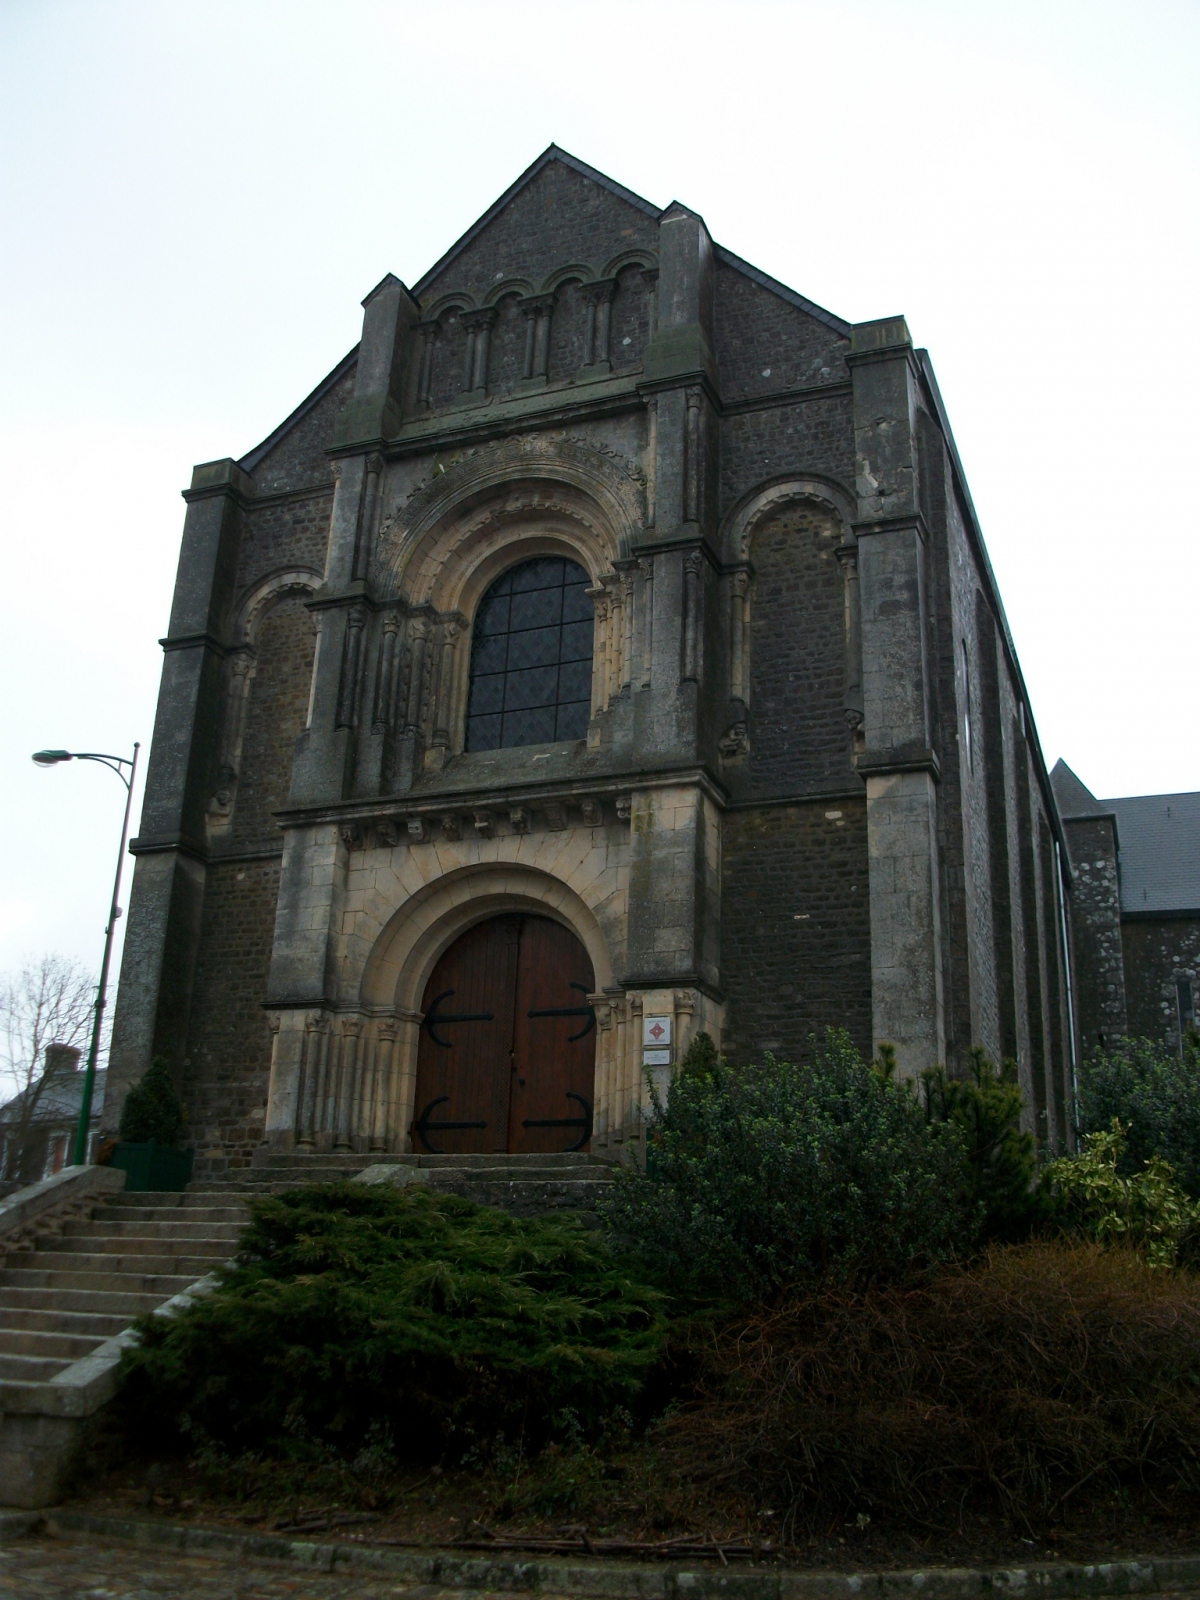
[0,1327,105,1362]
[109,1191,249,1211]
[14,1250,224,1280]
[423,1166,615,1184]
[101,1204,247,1225]
[44,1233,235,1259]
[0,1351,71,1383]
[0,1266,196,1295]
[0,1305,130,1338]
[60,1218,244,1242]
[0,1286,173,1316]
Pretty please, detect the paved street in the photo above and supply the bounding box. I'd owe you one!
[0,1534,538,1600]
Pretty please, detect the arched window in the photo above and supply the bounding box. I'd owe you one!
[466,557,593,750]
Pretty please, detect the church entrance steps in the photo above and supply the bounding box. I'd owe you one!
[0,1172,249,1508]
[203,1148,624,1218]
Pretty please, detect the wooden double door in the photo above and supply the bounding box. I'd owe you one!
[412,915,597,1155]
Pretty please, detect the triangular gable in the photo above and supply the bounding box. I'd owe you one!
[411,145,660,299]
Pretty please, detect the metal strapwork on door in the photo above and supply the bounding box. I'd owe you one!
[412,1095,488,1154]
[526,981,595,1041]
[422,989,495,1048]
[521,1090,593,1152]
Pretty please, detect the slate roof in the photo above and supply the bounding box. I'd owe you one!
[1103,791,1200,916]
[0,1068,106,1126]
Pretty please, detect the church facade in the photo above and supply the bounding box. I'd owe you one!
[106,148,1077,1170]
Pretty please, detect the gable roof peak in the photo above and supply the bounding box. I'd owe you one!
[1050,758,1112,820]
[412,145,661,297]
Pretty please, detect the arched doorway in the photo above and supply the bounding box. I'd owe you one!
[411,915,596,1155]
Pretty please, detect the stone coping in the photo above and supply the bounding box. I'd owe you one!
[0,1163,125,1244]
[23,1511,1200,1600]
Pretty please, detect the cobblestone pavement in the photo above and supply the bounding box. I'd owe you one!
[0,1534,538,1600]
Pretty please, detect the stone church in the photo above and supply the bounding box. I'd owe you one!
[106,147,1077,1171]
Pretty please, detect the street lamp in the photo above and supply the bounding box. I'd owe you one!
[31,744,141,1166]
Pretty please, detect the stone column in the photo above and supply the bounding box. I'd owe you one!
[850,316,946,1076]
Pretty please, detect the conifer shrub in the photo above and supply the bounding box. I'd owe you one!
[920,1049,1040,1241]
[1079,1036,1200,1197]
[117,1056,184,1146]
[119,1182,669,1460]
[654,1239,1200,1534]
[600,1031,975,1302]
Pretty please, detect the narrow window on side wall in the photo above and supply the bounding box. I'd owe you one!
[1177,977,1196,1053]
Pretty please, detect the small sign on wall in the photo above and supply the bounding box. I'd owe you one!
[643,1015,672,1067]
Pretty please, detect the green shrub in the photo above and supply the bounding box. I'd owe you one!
[119,1182,668,1460]
[920,1049,1039,1241]
[1079,1036,1200,1197]
[600,1031,975,1302]
[1042,1120,1199,1266]
[118,1056,184,1146]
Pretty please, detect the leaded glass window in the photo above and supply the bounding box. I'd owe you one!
[465,557,593,751]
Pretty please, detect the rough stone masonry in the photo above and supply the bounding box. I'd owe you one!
[106,146,1078,1173]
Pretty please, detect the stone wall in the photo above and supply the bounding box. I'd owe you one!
[1061,815,1126,1052]
[1121,916,1200,1050]
[720,797,871,1066]
[182,857,281,1173]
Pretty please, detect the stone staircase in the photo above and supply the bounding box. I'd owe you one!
[0,1151,621,1505]
[0,1189,248,1388]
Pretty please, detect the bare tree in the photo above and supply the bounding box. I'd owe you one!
[0,955,100,1182]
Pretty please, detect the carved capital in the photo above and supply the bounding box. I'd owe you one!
[844,706,865,730]
[305,1011,329,1033]
[266,1011,282,1035]
[582,277,617,304]
[346,604,368,633]
[341,1016,361,1039]
[382,609,402,636]
[835,542,859,576]
[461,306,498,330]
[519,293,555,317]
[378,1017,399,1042]
[365,452,384,476]
[331,460,343,481]
[683,549,704,578]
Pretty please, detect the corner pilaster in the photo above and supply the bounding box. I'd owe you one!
[849,317,946,1074]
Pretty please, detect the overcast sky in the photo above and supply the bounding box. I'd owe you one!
[1,0,1197,992]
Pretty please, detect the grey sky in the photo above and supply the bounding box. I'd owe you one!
[2,0,1197,983]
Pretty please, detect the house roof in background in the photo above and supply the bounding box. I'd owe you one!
[1104,791,1200,915]
[0,1068,106,1125]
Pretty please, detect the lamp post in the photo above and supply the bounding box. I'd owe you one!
[31,744,140,1166]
